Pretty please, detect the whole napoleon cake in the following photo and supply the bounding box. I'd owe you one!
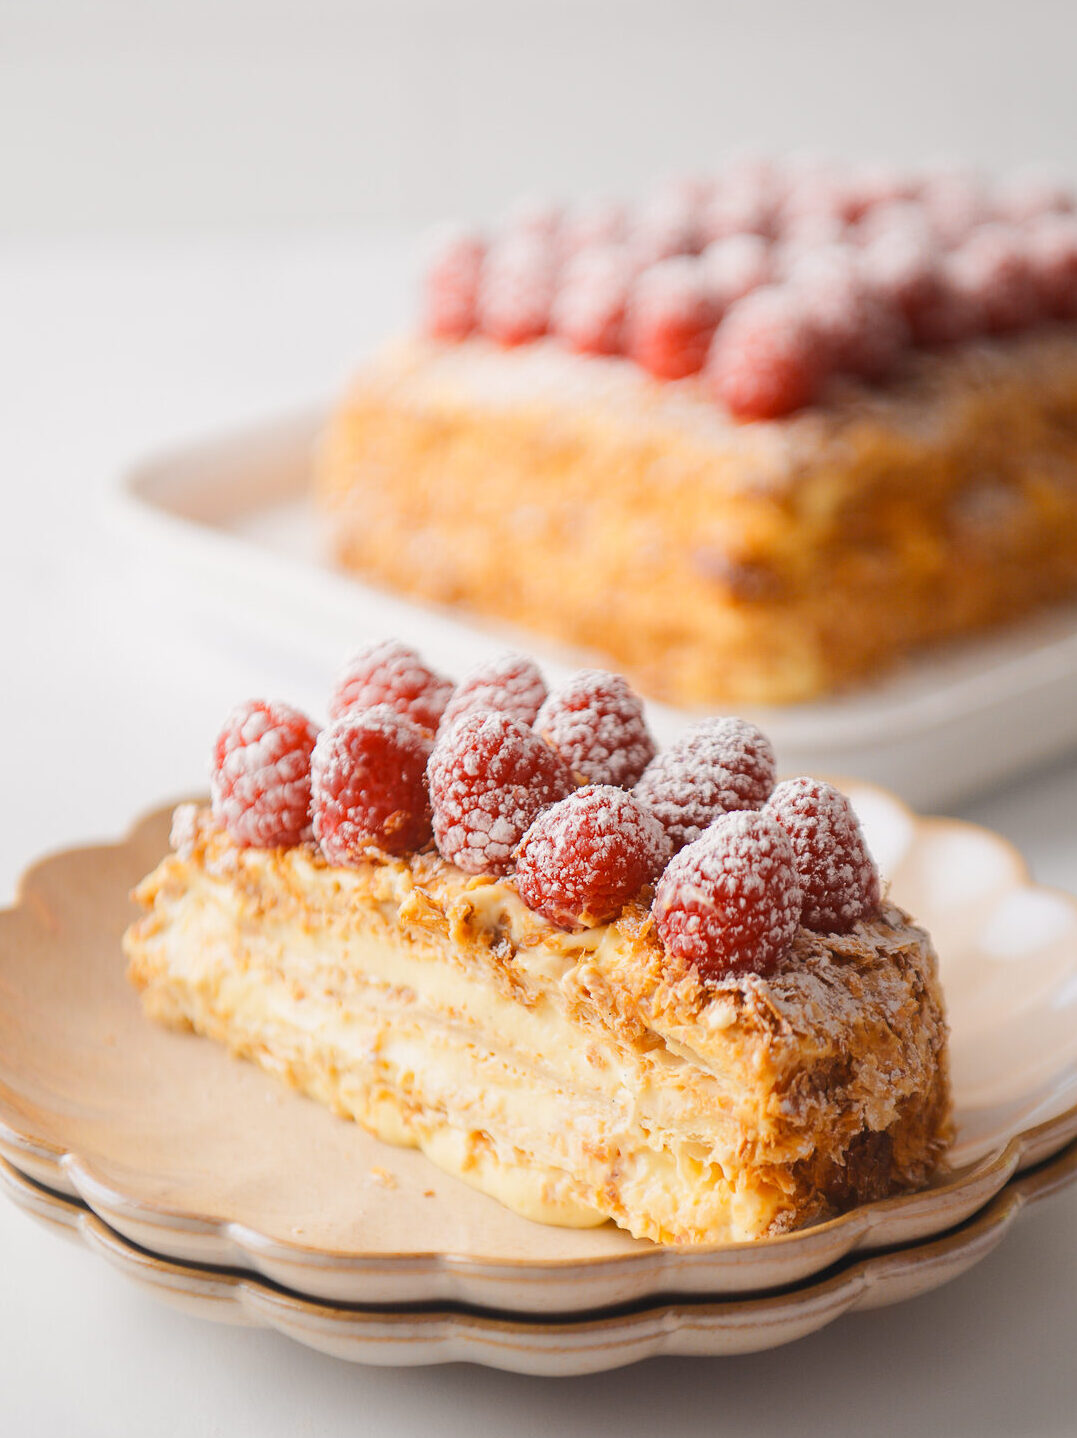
[315,159,1077,706]
[124,643,952,1244]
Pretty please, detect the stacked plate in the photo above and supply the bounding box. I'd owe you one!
[1,782,1076,1374]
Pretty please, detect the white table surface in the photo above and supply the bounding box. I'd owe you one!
[3,238,1076,1436]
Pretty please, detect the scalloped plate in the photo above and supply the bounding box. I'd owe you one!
[3,1144,1075,1374]
[1,783,1076,1315]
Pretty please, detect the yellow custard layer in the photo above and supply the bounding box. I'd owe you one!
[123,807,952,1244]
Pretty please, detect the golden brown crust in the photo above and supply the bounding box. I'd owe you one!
[125,807,952,1242]
[315,330,1077,704]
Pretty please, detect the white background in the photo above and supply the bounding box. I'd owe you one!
[2,2,1077,1432]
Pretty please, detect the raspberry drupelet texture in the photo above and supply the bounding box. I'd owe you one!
[706,285,828,419]
[767,777,880,933]
[653,811,802,980]
[211,699,319,849]
[785,246,909,380]
[634,717,776,852]
[427,711,573,876]
[535,670,656,788]
[421,225,486,341]
[328,640,453,733]
[626,257,718,379]
[439,653,549,732]
[311,706,434,863]
[701,233,772,316]
[514,785,670,928]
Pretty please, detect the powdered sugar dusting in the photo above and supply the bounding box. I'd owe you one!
[210,699,318,849]
[428,710,572,876]
[653,810,801,979]
[515,784,670,927]
[329,640,453,732]
[536,670,656,788]
[767,777,880,933]
[439,652,548,731]
[311,705,434,862]
[635,716,776,851]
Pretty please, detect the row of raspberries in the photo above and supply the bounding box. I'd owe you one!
[210,640,879,980]
[422,159,1077,419]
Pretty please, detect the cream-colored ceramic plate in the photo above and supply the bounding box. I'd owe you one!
[3,1144,1075,1374]
[1,784,1076,1315]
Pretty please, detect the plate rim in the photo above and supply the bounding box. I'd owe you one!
[2,1140,1075,1371]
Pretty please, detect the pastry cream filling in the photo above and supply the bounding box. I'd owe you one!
[131,868,789,1242]
[124,813,951,1244]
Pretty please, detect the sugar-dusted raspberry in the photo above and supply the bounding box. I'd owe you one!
[428,711,572,875]
[914,257,985,347]
[211,699,319,849]
[919,167,990,247]
[653,812,801,980]
[634,717,776,852]
[700,234,772,317]
[947,223,1042,334]
[767,777,880,933]
[551,245,634,355]
[626,257,719,380]
[843,163,918,223]
[629,183,704,267]
[328,640,453,733]
[311,707,433,862]
[853,198,936,251]
[535,670,656,788]
[439,653,548,731]
[859,226,946,343]
[700,178,777,244]
[515,785,670,928]
[706,285,829,420]
[558,198,627,259]
[785,246,909,380]
[420,225,486,341]
[477,233,557,346]
[1027,213,1077,319]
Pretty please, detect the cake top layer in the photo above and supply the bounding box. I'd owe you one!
[207,638,885,991]
[416,158,1077,420]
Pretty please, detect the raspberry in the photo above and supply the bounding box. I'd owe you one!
[629,184,704,267]
[477,234,557,346]
[914,258,985,346]
[551,245,633,355]
[559,198,627,259]
[701,179,776,244]
[859,227,946,342]
[535,670,656,788]
[328,640,453,733]
[1027,213,1077,319]
[853,198,936,251]
[706,286,829,420]
[421,225,486,341]
[626,258,718,379]
[427,711,572,876]
[785,247,909,380]
[634,717,776,852]
[700,234,772,317]
[767,777,880,933]
[919,167,989,247]
[311,707,433,862]
[439,653,548,731]
[947,224,1042,334]
[843,163,918,223]
[653,812,801,980]
[211,700,319,849]
[515,786,670,928]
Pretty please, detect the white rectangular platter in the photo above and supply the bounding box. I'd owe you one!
[111,406,1077,810]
